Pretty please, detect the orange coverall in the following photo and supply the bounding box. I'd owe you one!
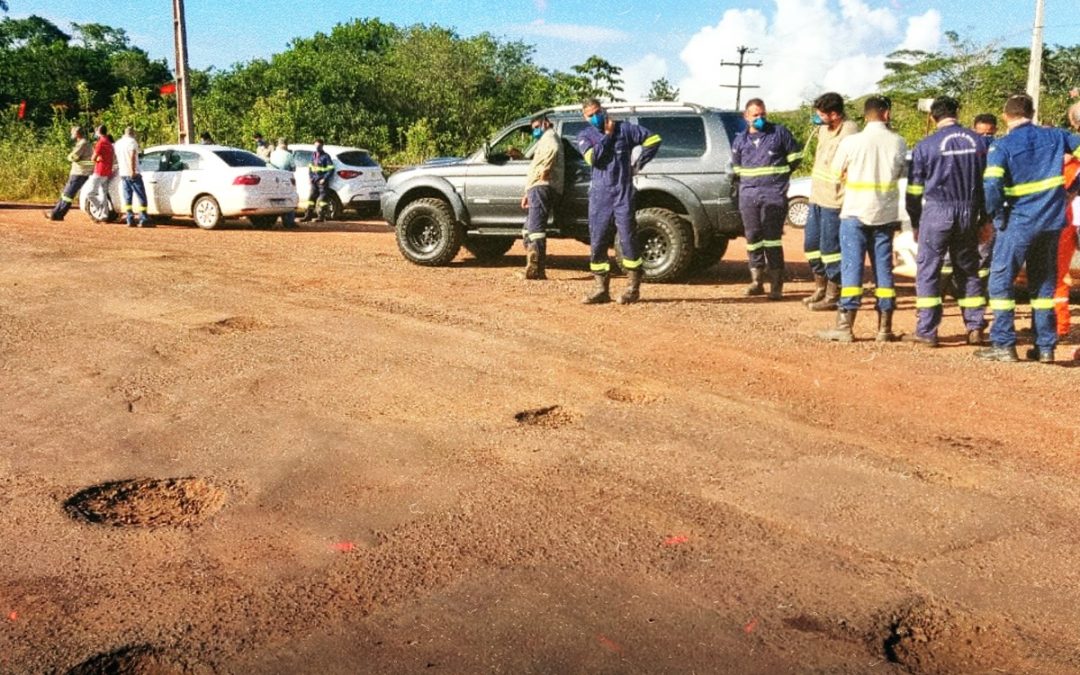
[1055,156,1080,335]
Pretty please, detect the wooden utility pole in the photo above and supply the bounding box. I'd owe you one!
[172,0,195,144]
[720,46,762,110]
[1026,0,1046,122]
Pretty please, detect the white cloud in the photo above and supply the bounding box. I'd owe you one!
[677,0,943,110]
[621,54,668,100]
[503,20,630,45]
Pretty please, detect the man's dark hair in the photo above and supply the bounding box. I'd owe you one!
[972,113,998,128]
[863,95,891,117]
[315,137,325,145]
[531,114,549,125]
[813,92,845,116]
[745,98,765,111]
[1003,94,1034,119]
[582,97,602,110]
[930,96,960,122]
[96,124,108,136]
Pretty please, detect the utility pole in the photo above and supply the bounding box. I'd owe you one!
[720,46,762,110]
[1026,0,1045,123]
[172,0,195,144]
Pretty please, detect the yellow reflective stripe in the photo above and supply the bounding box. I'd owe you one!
[786,152,803,163]
[642,134,662,148]
[1073,148,1080,159]
[746,241,765,251]
[916,297,942,308]
[875,288,896,299]
[590,262,610,273]
[978,269,989,278]
[622,258,643,270]
[1003,176,1064,197]
[841,286,862,298]
[989,299,1016,311]
[984,166,1005,179]
[61,195,74,203]
[941,266,953,275]
[527,233,546,241]
[821,253,842,264]
[1031,298,1056,310]
[957,297,986,308]
[805,250,822,260]
[584,149,594,166]
[846,181,898,192]
[135,206,147,212]
[812,169,839,182]
[906,184,925,196]
[763,239,783,248]
[738,166,792,177]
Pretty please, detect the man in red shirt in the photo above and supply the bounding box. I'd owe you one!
[85,125,115,223]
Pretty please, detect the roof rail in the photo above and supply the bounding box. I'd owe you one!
[548,100,708,114]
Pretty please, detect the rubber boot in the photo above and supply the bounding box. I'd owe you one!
[745,267,766,296]
[974,345,1019,362]
[582,273,611,305]
[617,269,643,305]
[299,207,315,223]
[966,328,985,346]
[1025,347,1056,363]
[523,244,545,280]
[818,309,856,342]
[803,274,827,305]
[808,280,839,312]
[767,269,784,301]
[875,310,901,342]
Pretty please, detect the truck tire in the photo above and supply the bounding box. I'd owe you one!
[464,237,515,261]
[690,234,730,272]
[395,198,464,266]
[619,207,694,283]
[325,191,344,221]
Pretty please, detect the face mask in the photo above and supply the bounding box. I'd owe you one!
[315,144,323,153]
[589,112,606,130]
[811,113,825,126]
[532,127,544,139]
[982,134,995,145]
[752,117,767,131]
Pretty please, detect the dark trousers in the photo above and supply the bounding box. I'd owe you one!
[988,225,1059,351]
[523,185,554,261]
[740,189,786,270]
[121,176,149,224]
[915,205,986,338]
[588,185,639,274]
[804,204,841,281]
[839,218,897,312]
[305,180,330,214]
[49,174,89,220]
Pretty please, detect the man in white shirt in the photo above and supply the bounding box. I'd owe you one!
[818,96,907,343]
[113,126,153,227]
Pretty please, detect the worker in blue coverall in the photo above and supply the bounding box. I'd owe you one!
[576,98,662,305]
[300,138,335,223]
[976,94,1080,363]
[905,96,988,348]
[731,98,802,300]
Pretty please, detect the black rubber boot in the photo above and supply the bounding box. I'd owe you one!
[299,208,315,223]
[974,346,1020,362]
[582,273,611,305]
[876,310,900,342]
[808,280,839,312]
[1025,347,1055,363]
[767,269,784,301]
[523,244,545,280]
[818,309,856,342]
[745,267,766,296]
[803,274,827,305]
[617,269,643,305]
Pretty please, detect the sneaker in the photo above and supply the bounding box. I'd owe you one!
[1025,347,1055,363]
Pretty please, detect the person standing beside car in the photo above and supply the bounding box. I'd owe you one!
[520,115,563,280]
[270,138,299,229]
[44,126,93,222]
[84,124,115,223]
[253,132,272,161]
[904,97,987,347]
[1052,102,1080,339]
[576,98,662,305]
[803,92,858,311]
[731,98,802,300]
[300,138,334,223]
[113,126,153,228]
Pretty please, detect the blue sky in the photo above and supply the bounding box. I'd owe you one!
[8,1,1080,107]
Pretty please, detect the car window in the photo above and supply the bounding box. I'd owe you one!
[718,112,747,144]
[292,150,313,168]
[488,125,532,162]
[212,150,266,168]
[337,150,378,167]
[176,151,202,171]
[139,151,168,173]
[637,116,707,159]
[560,121,589,147]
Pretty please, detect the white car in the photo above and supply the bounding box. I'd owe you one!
[289,144,386,219]
[80,144,297,229]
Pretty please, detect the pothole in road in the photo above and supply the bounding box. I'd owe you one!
[604,387,660,404]
[66,645,182,675]
[514,405,579,428]
[879,599,1020,674]
[64,477,227,528]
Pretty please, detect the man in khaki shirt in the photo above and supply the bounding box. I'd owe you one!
[520,115,563,280]
[803,92,859,311]
[818,95,907,343]
[45,126,94,221]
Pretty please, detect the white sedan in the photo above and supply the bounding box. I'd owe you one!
[80,144,298,229]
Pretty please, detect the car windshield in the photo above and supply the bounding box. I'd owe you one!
[213,150,268,167]
[337,150,378,167]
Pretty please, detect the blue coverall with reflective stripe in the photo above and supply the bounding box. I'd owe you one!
[731,123,801,270]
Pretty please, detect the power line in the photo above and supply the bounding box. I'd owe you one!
[720,46,762,110]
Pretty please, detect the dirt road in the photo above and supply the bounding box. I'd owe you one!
[2,208,1079,674]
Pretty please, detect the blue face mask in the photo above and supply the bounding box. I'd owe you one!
[589,112,606,130]
[752,117,767,131]
[532,127,544,139]
[811,113,825,126]
[982,134,995,145]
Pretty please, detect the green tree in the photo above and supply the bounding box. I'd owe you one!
[572,55,624,102]
[646,77,680,102]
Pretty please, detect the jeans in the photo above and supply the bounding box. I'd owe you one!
[839,218,898,312]
[121,175,149,224]
[988,225,1059,351]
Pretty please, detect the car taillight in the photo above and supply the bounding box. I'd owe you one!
[337,170,361,179]
[233,174,261,185]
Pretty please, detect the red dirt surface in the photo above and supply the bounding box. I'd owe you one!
[2,207,1079,673]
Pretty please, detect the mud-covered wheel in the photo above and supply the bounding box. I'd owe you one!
[193,195,223,230]
[249,215,276,229]
[395,198,464,266]
[464,237,515,261]
[785,196,810,229]
[86,193,116,223]
[617,207,694,283]
[324,191,344,221]
[690,234,730,272]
